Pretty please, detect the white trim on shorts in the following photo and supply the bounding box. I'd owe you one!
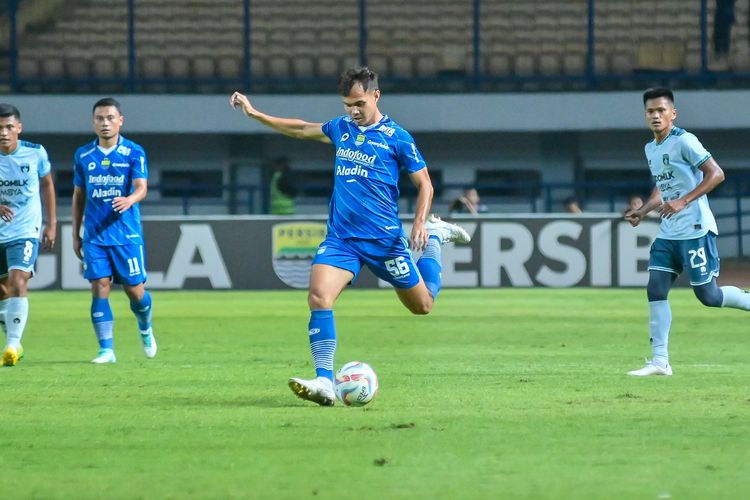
[647,265,680,275]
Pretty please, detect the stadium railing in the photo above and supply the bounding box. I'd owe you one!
[3,0,750,93]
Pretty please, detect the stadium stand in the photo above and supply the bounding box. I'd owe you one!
[7,0,749,90]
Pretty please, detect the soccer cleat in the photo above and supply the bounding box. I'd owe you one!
[288,377,336,406]
[627,359,673,376]
[1,345,20,367]
[140,328,157,359]
[425,214,471,244]
[91,348,117,364]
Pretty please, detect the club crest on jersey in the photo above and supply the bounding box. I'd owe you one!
[101,158,111,168]
[19,163,30,173]
[271,222,327,289]
[662,154,670,165]
[355,134,365,146]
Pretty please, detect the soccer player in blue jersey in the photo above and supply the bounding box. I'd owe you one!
[0,104,57,366]
[72,98,156,364]
[625,88,750,376]
[231,67,471,405]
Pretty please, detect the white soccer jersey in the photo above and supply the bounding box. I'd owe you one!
[645,126,717,240]
[0,140,51,244]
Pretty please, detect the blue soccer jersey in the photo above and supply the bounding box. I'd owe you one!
[0,140,51,244]
[321,115,426,240]
[73,135,147,246]
[645,126,717,240]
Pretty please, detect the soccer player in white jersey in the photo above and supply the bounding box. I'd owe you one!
[230,67,470,405]
[625,87,750,376]
[72,98,156,364]
[0,104,57,367]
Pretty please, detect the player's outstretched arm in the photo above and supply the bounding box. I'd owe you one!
[71,186,86,259]
[40,173,57,249]
[408,168,434,251]
[229,92,331,143]
[112,178,147,214]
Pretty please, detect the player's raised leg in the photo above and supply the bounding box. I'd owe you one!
[396,215,471,314]
[288,264,353,406]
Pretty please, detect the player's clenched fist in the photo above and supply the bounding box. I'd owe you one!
[230,92,257,118]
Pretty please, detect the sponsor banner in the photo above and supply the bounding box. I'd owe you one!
[31,215,660,290]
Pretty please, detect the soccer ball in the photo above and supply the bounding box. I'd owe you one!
[334,361,379,406]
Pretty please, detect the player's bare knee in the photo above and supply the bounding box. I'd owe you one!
[124,284,145,302]
[409,299,433,315]
[308,289,334,310]
[7,278,28,297]
[91,279,110,297]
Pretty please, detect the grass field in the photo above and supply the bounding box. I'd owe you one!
[2,288,748,499]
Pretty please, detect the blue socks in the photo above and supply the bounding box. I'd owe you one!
[648,300,671,367]
[129,291,153,332]
[417,235,443,299]
[91,298,114,350]
[308,309,337,381]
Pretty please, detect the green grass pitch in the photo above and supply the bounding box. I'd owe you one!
[2,289,748,499]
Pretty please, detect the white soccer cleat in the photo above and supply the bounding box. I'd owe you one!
[140,328,157,359]
[288,376,336,406]
[91,348,117,364]
[425,214,471,244]
[627,359,672,376]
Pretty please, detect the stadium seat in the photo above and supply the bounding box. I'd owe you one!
[217,57,241,79]
[391,55,414,78]
[140,56,165,80]
[317,55,339,78]
[166,57,190,80]
[66,59,91,80]
[40,58,65,79]
[17,58,40,79]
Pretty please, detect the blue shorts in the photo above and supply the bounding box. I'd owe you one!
[313,233,421,289]
[0,238,39,278]
[648,233,720,286]
[83,243,147,286]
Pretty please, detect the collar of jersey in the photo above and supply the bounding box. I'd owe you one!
[94,134,123,155]
[654,126,682,146]
[352,114,389,132]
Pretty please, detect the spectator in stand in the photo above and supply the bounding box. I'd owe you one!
[563,196,583,214]
[268,156,297,215]
[625,193,659,218]
[449,187,487,215]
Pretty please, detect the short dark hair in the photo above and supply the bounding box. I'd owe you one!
[643,87,674,106]
[338,67,379,96]
[0,103,21,120]
[92,97,122,114]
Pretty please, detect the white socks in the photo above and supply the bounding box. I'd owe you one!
[720,286,750,310]
[5,297,28,349]
[648,300,672,367]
